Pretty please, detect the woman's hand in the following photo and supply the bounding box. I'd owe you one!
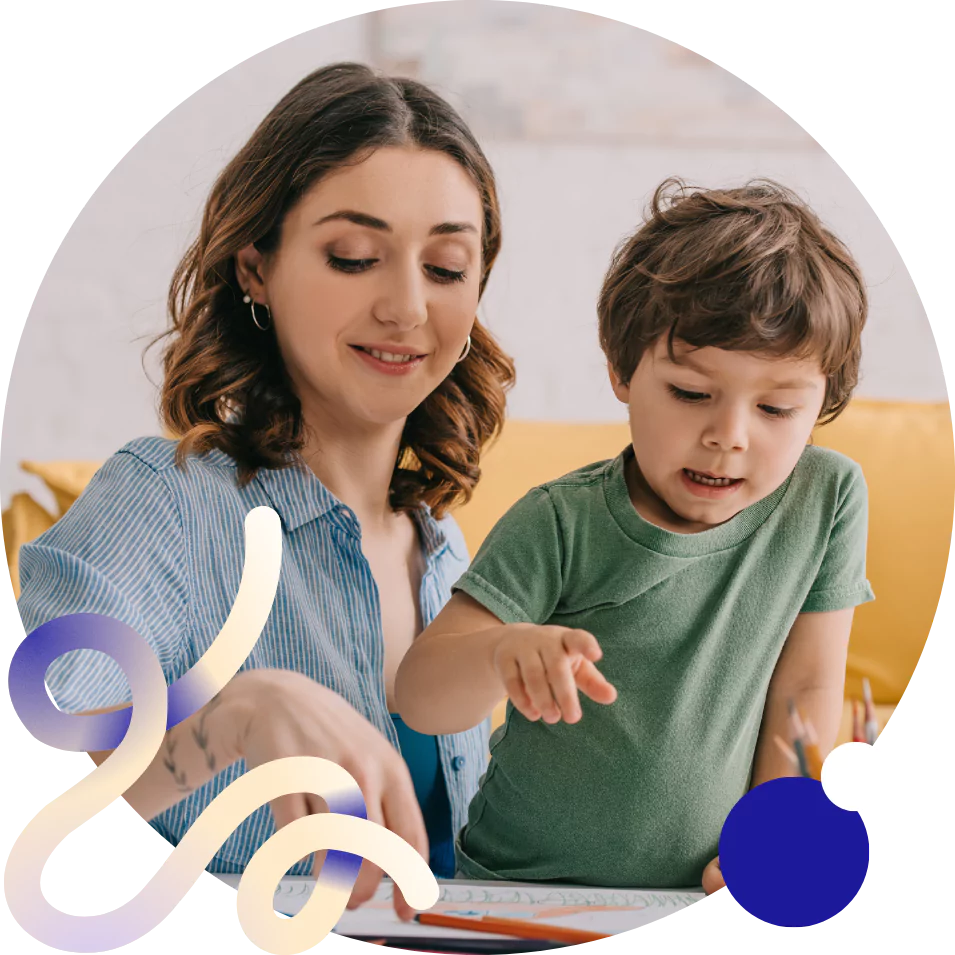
[220,668,428,920]
[702,856,725,894]
[491,624,617,724]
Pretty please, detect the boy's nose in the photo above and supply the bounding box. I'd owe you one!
[703,407,749,453]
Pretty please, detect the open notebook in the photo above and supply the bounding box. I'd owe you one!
[215,875,703,939]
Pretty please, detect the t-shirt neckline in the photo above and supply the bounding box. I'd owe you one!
[603,446,795,557]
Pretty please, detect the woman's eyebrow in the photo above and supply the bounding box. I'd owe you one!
[312,210,478,236]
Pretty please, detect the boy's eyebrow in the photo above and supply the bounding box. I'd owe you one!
[663,353,821,390]
[313,210,478,236]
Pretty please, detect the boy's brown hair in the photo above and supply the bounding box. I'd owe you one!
[598,178,867,424]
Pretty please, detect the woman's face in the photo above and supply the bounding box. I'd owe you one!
[237,146,484,435]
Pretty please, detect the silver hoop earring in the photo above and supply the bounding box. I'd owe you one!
[456,335,472,363]
[243,293,271,331]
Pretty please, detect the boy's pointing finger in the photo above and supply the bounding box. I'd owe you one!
[574,660,618,705]
[561,629,603,661]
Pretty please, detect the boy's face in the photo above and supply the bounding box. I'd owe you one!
[610,338,827,533]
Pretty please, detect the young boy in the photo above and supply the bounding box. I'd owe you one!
[394,179,873,891]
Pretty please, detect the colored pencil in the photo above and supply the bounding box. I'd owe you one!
[792,713,823,780]
[773,733,799,772]
[799,719,823,780]
[416,912,610,944]
[787,700,811,777]
[862,678,878,744]
[852,699,865,742]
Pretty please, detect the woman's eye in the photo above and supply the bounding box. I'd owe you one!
[428,265,467,283]
[668,385,709,403]
[326,254,378,273]
[759,404,798,419]
[326,255,465,283]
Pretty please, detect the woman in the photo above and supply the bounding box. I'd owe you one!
[17,62,514,914]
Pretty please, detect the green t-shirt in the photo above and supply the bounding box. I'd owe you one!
[453,444,874,887]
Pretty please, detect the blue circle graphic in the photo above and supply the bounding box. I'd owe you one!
[720,777,869,926]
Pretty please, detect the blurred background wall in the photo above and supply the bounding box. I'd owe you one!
[2,1,942,510]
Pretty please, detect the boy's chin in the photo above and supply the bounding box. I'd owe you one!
[670,496,748,529]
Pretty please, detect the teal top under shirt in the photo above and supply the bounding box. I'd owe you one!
[390,714,455,877]
[453,444,874,888]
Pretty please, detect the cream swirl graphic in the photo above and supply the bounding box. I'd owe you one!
[5,507,439,954]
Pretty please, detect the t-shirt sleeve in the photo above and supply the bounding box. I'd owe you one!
[800,462,875,613]
[17,449,193,714]
[452,487,563,624]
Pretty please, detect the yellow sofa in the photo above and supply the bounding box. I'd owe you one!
[4,399,951,743]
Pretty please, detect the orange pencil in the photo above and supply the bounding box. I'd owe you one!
[801,719,824,780]
[416,912,611,944]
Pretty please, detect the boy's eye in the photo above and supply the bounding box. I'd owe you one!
[759,404,798,420]
[326,255,466,284]
[668,385,709,403]
[668,386,798,420]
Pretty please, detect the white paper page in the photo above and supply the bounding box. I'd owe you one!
[215,876,704,938]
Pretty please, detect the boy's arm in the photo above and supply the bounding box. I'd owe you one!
[395,592,513,735]
[751,607,854,786]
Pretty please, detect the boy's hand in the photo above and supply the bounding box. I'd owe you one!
[702,856,725,894]
[492,625,617,723]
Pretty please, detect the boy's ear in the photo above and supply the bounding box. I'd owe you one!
[235,244,270,302]
[607,361,631,404]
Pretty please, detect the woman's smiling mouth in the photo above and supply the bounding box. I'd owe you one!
[350,343,428,374]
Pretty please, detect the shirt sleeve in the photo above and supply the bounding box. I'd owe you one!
[17,449,193,713]
[800,462,875,613]
[452,487,563,625]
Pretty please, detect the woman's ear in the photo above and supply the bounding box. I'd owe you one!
[607,361,630,404]
[235,244,269,303]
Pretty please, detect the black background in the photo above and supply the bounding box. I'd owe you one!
[3,7,953,953]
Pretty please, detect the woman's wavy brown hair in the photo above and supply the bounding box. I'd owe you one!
[159,62,514,518]
[598,178,867,425]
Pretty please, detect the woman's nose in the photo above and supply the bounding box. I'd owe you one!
[373,265,428,330]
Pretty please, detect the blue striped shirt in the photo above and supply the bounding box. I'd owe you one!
[17,436,489,874]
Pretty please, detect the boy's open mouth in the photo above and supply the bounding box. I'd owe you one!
[682,468,742,488]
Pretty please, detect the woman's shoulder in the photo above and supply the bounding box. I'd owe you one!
[112,435,238,479]
[63,436,246,532]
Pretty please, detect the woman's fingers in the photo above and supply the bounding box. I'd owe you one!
[303,793,330,876]
[347,788,386,909]
[269,792,310,832]
[380,769,428,920]
[268,792,318,872]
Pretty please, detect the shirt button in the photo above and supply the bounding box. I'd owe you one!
[451,756,466,772]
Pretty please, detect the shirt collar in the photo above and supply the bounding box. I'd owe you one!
[253,460,340,532]
[411,505,465,562]
[254,461,467,562]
